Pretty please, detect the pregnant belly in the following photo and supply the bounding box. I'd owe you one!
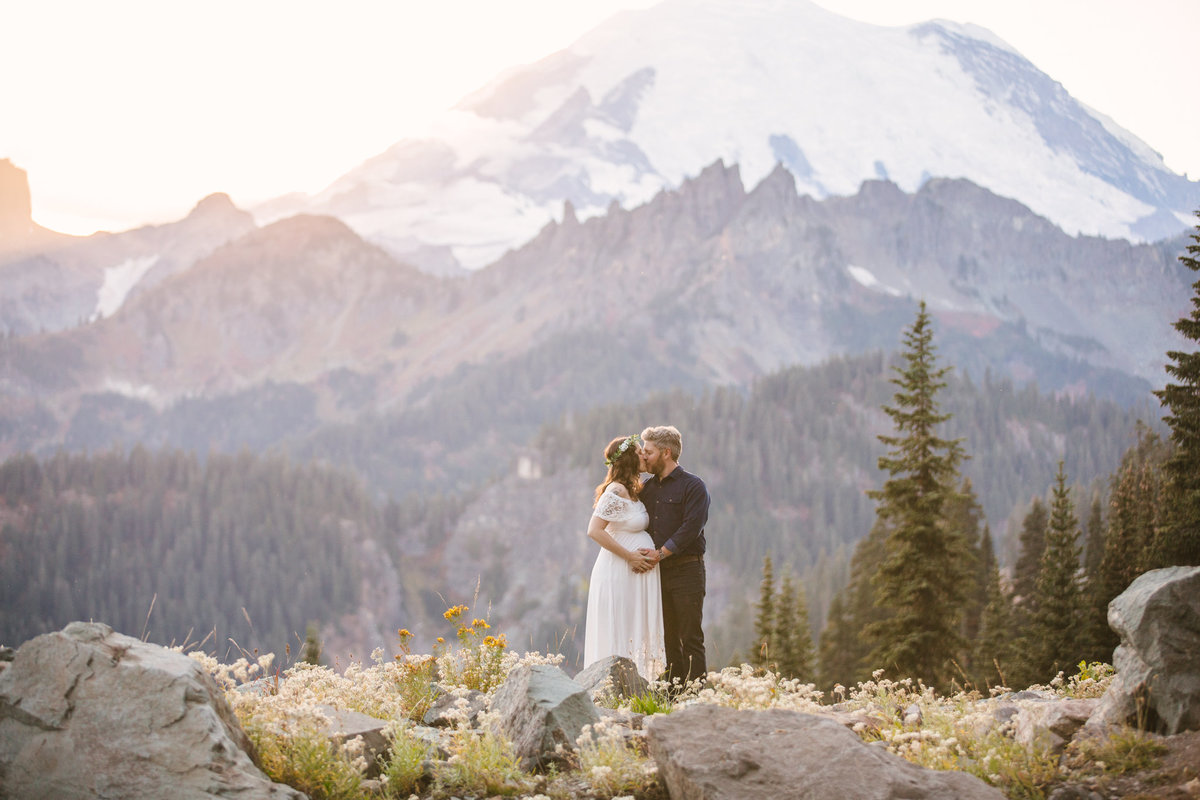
[610,530,653,548]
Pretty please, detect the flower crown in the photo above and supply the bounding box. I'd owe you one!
[605,434,641,467]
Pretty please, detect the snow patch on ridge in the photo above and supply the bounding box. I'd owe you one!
[93,255,158,320]
[847,265,901,296]
[102,377,164,409]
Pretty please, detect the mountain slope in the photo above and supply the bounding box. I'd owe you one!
[59,214,440,402]
[277,0,1199,271]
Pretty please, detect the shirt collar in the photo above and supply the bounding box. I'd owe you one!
[657,465,683,484]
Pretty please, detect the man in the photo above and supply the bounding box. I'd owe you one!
[636,425,710,686]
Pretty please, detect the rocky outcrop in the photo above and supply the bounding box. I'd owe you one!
[1014,698,1100,753]
[573,655,649,702]
[0,159,34,240]
[422,688,489,728]
[1089,565,1200,735]
[0,160,65,261]
[0,621,302,799]
[645,705,1006,799]
[490,663,600,770]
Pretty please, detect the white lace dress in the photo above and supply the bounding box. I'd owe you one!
[583,483,665,681]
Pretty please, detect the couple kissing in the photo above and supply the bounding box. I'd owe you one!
[582,425,710,688]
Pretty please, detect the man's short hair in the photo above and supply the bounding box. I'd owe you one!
[641,425,682,460]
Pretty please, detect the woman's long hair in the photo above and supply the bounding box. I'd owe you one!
[594,435,643,505]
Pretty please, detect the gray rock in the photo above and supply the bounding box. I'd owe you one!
[490,664,600,770]
[0,621,302,799]
[573,655,649,703]
[1013,698,1099,753]
[823,709,886,735]
[597,704,646,732]
[1088,565,1200,735]
[645,705,1006,800]
[422,688,488,728]
[315,704,389,777]
[405,723,455,760]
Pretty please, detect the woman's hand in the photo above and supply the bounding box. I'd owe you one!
[627,548,657,573]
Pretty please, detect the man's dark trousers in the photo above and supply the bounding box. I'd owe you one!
[661,557,706,685]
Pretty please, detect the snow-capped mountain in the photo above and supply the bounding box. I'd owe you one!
[272,0,1200,273]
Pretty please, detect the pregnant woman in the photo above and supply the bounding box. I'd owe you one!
[582,433,665,681]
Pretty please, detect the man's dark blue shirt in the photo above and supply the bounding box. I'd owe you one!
[641,465,709,556]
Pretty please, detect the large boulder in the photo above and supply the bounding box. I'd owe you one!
[1013,698,1099,754]
[573,655,649,703]
[490,664,600,770]
[0,622,302,799]
[645,705,1006,800]
[1088,566,1200,735]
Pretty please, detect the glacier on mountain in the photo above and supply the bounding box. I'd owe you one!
[272,0,1199,272]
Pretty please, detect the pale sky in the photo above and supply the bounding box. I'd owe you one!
[2,0,1196,235]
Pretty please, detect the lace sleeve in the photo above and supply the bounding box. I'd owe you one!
[593,484,637,522]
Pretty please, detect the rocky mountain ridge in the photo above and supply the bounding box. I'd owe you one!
[1,160,1189,464]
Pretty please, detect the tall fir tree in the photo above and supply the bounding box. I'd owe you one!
[1152,209,1200,566]
[1099,428,1171,606]
[1025,462,1085,683]
[772,571,798,676]
[976,548,1018,689]
[945,480,987,652]
[1082,493,1105,581]
[817,519,890,689]
[817,591,855,690]
[865,301,970,689]
[1081,492,1110,663]
[773,571,815,681]
[752,555,776,668]
[1013,498,1048,610]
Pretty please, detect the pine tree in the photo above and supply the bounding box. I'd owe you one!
[752,555,776,668]
[1152,209,1200,566]
[1013,498,1048,610]
[1026,462,1085,683]
[946,480,987,648]
[1082,493,1105,581]
[1081,492,1110,663]
[772,571,798,676]
[976,551,1018,689]
[865,301,970,689]
[818,518,891,688]
[817,592,856,690]
[773,571,815,680]
[1099,428,1171,606]
[301,622,323,665]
